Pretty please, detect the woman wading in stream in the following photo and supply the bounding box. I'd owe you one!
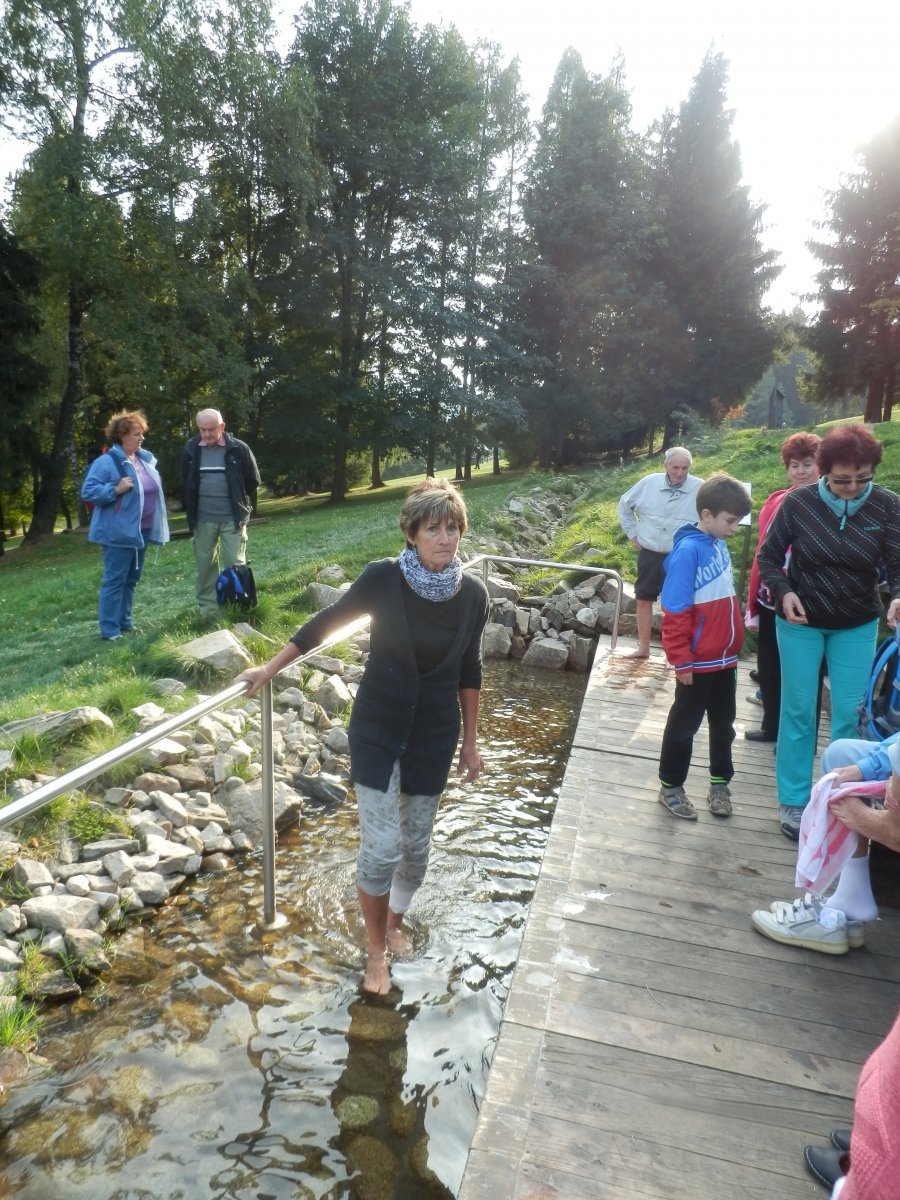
[237,478,489,995]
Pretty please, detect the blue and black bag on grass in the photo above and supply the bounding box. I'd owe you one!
[215,563,257,609]
[858,626,900,740]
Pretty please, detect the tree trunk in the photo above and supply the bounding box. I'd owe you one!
[492,445,500,474]
[864,376,885,425]
[329,401,350,503]
[662,416,679,451]
[25,291,86,542]
[883,362,896,424]
[369,447,385,489]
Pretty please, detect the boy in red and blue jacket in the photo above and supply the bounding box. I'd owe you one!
[657,473,752,820]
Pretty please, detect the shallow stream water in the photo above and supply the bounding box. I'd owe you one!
[0,660,588,1200]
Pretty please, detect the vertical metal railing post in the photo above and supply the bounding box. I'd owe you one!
[257,678,286,930]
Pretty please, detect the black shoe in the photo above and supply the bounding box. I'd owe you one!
[749,669,760,682]
[804,1146,847,1189]
[831,1129,852,1154]
[744,728,776,742]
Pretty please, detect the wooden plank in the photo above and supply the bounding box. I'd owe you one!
[458,641,891,1200]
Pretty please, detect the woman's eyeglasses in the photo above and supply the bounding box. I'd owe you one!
[829,475,873,486]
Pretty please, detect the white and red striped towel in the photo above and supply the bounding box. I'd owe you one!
[795,772,887,894]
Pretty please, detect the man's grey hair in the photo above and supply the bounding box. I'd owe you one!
[664,446,692,466]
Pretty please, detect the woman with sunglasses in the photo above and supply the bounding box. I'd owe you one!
[757,424,900,839]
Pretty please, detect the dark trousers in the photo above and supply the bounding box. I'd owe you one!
[659,668,737,789]
[756,605,781,737]
[756,604,825,740]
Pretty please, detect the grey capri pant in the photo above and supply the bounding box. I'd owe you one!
[354,760,441,913]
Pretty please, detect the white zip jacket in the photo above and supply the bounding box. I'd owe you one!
[617,472,704,553]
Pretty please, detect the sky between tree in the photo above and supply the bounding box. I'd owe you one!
[2,0,895,316]
[400,0,899,315]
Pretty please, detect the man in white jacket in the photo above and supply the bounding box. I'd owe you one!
[617,447,704,658]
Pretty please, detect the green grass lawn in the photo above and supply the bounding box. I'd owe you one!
[2,413,896,733]
[0,466,544,723]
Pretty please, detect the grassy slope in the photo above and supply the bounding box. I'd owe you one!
[0,467,542,723]
[2,415,896,729]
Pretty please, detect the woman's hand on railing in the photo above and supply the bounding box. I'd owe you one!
[236,665,271,697]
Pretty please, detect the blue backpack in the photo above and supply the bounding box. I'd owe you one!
[858,627,900,740]
[215,563,257,609]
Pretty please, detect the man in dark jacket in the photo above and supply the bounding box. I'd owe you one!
[181,408,261,615]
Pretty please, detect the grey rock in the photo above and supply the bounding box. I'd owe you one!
[142,836,201,875]
[0,706,114,745]
[21,894,100,933]
[55,860,105,881]
[485,575,520,602]
[314,675,352,715]
[13,858,55,892]
[317,565,347,584]
[142,737,188,768]
[131,771,180,795]
[0,906,23,936]
[324,726,350,755]
[102,850,135,886]
[482,623,512,659]
[131,871,171,905]
[181,629,253,675]
[63,929,111,974]
[152,677,187,697]
[305,581,344,610]
[149,792,189,828]
[161,763,208,790]
[64,875,93,898]
[294,772,348,805]
[521,638,570,670]
[81,837,140,861]
[23,969,81,1000]
[216,779,302,840]
[132,702,167,725]
[200,852,231,874]
[101,787,132,807]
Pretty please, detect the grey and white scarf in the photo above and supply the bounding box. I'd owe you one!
[398,545,463,601]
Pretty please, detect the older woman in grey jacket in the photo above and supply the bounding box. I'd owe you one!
[238,478,489,995]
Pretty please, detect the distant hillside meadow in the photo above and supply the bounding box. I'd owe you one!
[1,414,894,737]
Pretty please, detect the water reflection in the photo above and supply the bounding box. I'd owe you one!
[0,660,586,1199]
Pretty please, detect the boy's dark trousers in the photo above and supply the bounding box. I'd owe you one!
[659,668,737,788]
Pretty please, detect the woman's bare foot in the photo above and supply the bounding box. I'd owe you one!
[386,926,413,957]
[624,648,650,659]
[362,950,392,995]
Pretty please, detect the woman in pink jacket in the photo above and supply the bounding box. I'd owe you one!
[744,432,820,742]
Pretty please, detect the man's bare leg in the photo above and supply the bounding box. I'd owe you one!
[357,885,392,994]
[625,599,653,658]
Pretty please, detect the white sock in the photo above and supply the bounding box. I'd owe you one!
[824,853,879,923]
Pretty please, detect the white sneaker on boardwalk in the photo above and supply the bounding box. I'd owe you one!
[751,897,849,955]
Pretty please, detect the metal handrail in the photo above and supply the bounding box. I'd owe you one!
[0,555,624,927]
[0,616,370,930]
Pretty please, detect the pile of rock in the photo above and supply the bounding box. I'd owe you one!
[481,568,631,672]
[0,647,361,1010]
[460,482,638,671]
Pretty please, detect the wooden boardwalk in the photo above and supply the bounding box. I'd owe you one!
[458,641,900,1200]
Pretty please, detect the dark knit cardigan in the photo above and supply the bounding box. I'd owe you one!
[290,558,490,794]
[757,483,900,629]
